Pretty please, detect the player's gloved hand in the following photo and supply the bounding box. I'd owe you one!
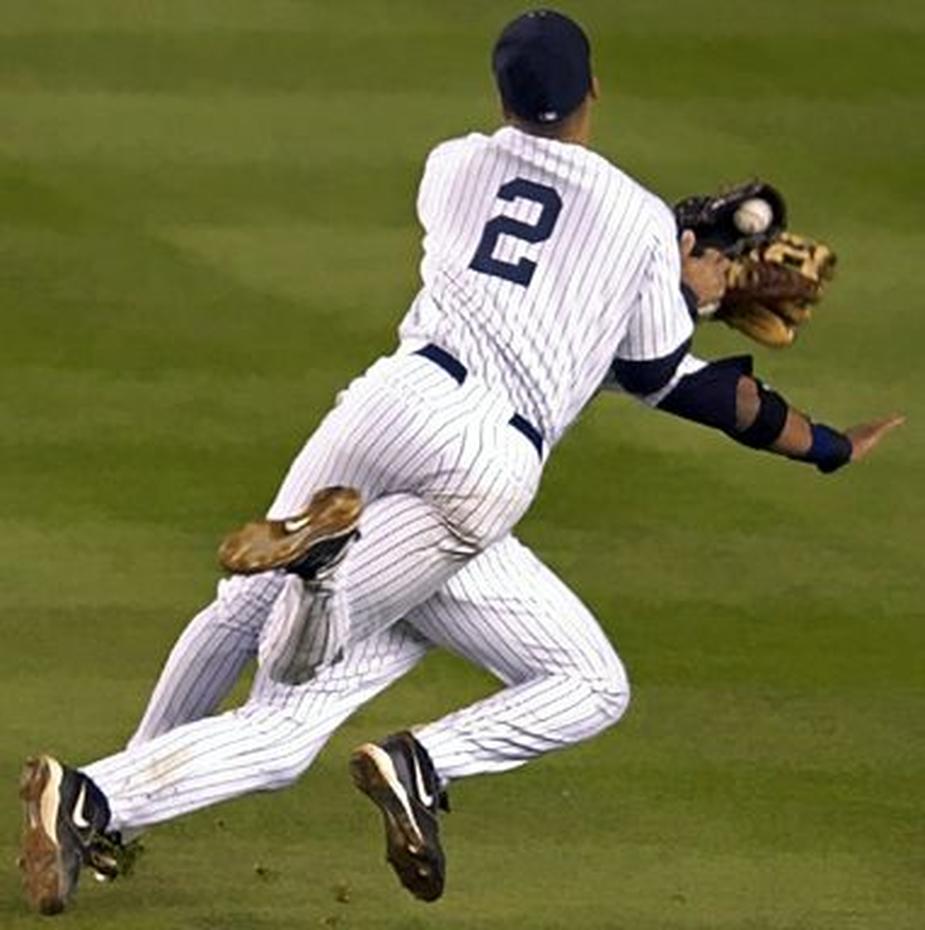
[674,181,836,348]
[675,180,787,257]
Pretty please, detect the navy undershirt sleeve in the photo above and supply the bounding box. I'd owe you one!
[609,338,692,396]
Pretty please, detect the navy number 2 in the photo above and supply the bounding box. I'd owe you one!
[469,178,563,287]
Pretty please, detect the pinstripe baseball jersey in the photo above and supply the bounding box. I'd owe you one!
[399,124,693,446]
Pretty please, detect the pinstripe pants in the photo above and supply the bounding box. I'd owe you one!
[83,348,629,830]
[262,346,541,661]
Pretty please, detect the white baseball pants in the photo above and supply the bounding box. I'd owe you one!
[83,346,630,829]
[84,536,628,831]
[260,345,541,674]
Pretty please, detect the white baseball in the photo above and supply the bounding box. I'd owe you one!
[733,198,773,235]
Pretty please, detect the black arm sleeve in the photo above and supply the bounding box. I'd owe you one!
[656,355,852,471]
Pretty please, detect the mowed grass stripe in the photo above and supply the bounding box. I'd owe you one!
[0,28,920,99]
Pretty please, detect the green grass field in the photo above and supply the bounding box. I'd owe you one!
[2,2,923,928]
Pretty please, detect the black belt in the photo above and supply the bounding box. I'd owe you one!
[414,343,544,458]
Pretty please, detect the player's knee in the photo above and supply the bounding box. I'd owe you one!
[589,659,631,730]
[215,571,287,629]
[595,674,630,729]
[437,496,520,556]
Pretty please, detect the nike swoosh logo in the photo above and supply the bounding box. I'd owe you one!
[72,783,91,830]
[411,753,435,808]
[283,515,312,534]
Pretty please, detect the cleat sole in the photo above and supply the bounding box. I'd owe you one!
[219,486,362,575]
[350,744,441,902]
[19,756,68,916]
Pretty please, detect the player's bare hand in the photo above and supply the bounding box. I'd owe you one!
[845,414,905,462]
[680,229,729,311]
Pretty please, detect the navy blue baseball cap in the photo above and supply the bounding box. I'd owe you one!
[492,9,592,124]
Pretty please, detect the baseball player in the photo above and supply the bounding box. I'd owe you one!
[19,9,902,915]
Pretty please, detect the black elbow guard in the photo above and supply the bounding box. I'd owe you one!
[658,359,788,450]
[657,355,750,430]
[734,384,789,448]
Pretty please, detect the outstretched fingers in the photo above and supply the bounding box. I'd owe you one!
[846,414,906,462]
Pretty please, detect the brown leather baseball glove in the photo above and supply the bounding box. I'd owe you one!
[675,181,837,348]
[718,232,837,348]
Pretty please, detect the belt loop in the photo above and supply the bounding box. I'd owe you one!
[414,343,467,384]
[508,412,543,459]
[414,343,544,459]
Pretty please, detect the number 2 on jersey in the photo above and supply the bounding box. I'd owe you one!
[469,178,563,287]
